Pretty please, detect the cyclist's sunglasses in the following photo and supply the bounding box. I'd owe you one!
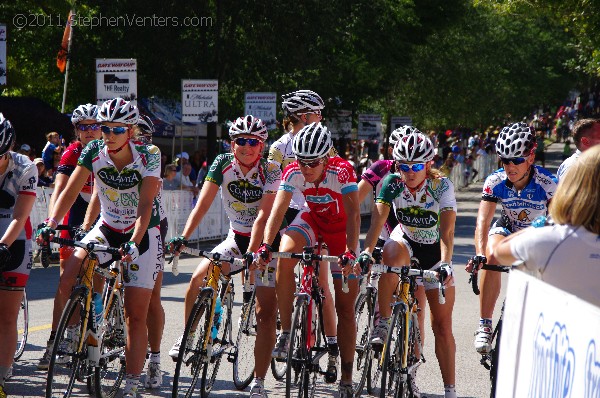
[100,126,129,135]
[398,163,426,172]
[298,157,326,168]
[500,157,527,165]
[76,123,101,131]
[234,137,261,147]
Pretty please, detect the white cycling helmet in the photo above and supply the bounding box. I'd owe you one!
[389,125,418,146]
[292,122,332,160]
[97,98,139,125]
[71,104,99,125]
[229,115,268,141]
[496,122,536,158]
[282,90,325,115]
[137,114,155,135]
[393,131,435,162]
[0,113,16,157]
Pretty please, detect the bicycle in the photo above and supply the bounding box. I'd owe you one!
[372,261,449,398]
[269,245,349,398]
[43,235,127,398]
[14,289,28,361]
[170,248,243,398]
[469,261,511,398]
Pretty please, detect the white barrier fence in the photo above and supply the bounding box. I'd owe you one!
[447,152,498,188]
[31,188,376,244]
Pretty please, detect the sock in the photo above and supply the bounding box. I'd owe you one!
[326,336,339,357]
[0,366,10,387]
[479,318,493,326]
[326,336,337,345]
[149,352,160,364]
[123,374,140,394]
[252,377,264,386]
[444,384,457,398]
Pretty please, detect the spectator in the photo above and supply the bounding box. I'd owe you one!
[494,145,600,308]
[17,144,31,158]
[557,118,600,180]
[562,140,572,161]
[190,150,204,174]
[534,131,546,168]
[177,162,198,192]
[439,153,455,177]
[162,164,181,190]
[175,151,198,182]
[196,161,208,189]
[42,132,63,173]
[34,158,53,187]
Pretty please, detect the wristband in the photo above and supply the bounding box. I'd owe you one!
[45,218,58,228]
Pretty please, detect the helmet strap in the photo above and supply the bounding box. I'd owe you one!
[233,152,259,172]
[107,139,130,154]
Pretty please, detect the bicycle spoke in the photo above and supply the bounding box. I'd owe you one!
[286,300,308,398]
[233,297,257,390]
[201,293,232,397]
[14,290,28,361]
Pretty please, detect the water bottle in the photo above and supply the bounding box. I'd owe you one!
[92,292,103,326]
[211,297,222,340]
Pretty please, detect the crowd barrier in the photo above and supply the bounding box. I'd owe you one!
[447,152,498,188]
[31,188,376,245]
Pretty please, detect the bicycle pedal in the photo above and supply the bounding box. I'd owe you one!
[227,352,237,363]
[324,368,337,383]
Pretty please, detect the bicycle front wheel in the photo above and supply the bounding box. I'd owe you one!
[233,294,256,390]
[172,290,211,398]
[200,292,232,397]
[14,289,28,360]
[94,288,126,398]
[353,291,372,396]
[270,312,287,380]
[380,304,407,398]
[286,298,308,398]
[46,288,89,398]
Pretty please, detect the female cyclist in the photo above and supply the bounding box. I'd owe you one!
[359,131,458,398]
[256,122,360,398]
[37,97,163,398]
[38,103,103,370]
[0,114,37,398]
[166,115,282,398]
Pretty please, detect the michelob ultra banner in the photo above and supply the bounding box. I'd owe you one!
[244,92,276,130]
[182,80,218,123]
[390,116,412,130]
[358,114,383,140]
[96,59,137,105]
[497,270,600,398]
[0,24,6,86]
[326,110,352,139]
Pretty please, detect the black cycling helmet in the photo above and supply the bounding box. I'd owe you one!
[0,113,16,157]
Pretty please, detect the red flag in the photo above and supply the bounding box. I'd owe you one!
[56,11,74,73]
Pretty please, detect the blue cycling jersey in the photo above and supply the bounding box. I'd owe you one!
[482,165,557,232]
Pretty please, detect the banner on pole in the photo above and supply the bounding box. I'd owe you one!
[326,110,352,139]
[56,11,74,73]
[0,24,7,86]
[244,92,276,130]
[182,80,218,123]
[358,114,383,140]
[96,59,137,105]
[390,116,412,130]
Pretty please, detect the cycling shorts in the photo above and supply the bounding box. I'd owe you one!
[81,223,163,290]
[0,240,32,290]
[388,229,455,290]
[210,230,281,288]
[286,209,359,280]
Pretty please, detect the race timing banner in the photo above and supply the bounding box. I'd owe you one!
[95,59,138,105]
[0,24,6,86]
[182,80,218,123]
[244,92,276,130]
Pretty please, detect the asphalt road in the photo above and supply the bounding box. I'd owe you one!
[7,143,564,398]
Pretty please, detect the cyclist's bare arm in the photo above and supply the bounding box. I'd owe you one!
[357,179,373,204]
[129,176,160,246]
[440,209,456,263]
[48,173,68,215]
[362,202,390,254]
[342,190,360,253]
[0,193,36,246]
[262,189,292,246]
[490,228,529,265]
[180,180,220,239]
[49,165,93,224]
[247,192,276,254]
[82,187,100,231]
[473,200,497,257]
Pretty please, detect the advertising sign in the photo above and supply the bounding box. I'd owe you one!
[358,114,383,140]
[96,59,137,105]
[182,79,218,123]
[0,24,7,86]
[327,110,352,139]
[245,92,277,130]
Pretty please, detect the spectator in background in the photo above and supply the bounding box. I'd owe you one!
[175,151,198,183]
[177,162,197,192]
[190,150,204,174]
[562,140,572,161]
[162,164,181,190]
[440,153,455,177]
[196,161,208,189]
[34,158,53,187]
[557,118,600,180]
[534,131,546,168]
[17,144,31,159]
[42,132,63,173]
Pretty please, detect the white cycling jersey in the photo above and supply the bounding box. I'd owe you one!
[510,224,600,307]
[205,153,281,235]
[268,132,306,210]
[78,139,161,232]
[0,152,37,240]
[557,149,581,181]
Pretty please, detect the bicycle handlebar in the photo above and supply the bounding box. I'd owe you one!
[49,236,121,256]
[469,261,511,296]
[171,247,246,268]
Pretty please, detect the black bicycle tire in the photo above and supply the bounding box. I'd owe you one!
[14,289,28,360]
[271,312,287,380]
[233,292,257,390]
[286,298,308,398]
[94,285,126,398]
[489,318,502,398]
[200,289,233,397]
[172,290,212,398]
[380,304,406,398]
[354,290,372,396]
[46,287,88,398]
